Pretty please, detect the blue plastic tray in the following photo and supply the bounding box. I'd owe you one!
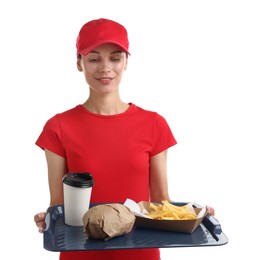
[44,204,228,252]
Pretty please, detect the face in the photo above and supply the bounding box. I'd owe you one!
[77,43,128,95]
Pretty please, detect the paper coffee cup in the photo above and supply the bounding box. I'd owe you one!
[62,172,94,226]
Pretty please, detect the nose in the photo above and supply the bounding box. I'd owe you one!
[99,67,110,73]
[98,60,111,73]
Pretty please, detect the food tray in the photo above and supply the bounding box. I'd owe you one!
[44,203,228,252]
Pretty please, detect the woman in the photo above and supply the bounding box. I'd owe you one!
[34,18,214,260]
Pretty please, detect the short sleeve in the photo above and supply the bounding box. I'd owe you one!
[35,115,66,158]
[150,114,177,157]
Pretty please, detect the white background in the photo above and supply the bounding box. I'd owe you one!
[1,0,262,259]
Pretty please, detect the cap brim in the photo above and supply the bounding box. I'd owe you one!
[78,40,130,56]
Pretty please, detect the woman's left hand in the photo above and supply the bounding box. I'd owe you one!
[206,206,215,216]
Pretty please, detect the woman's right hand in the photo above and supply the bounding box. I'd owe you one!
[34,212,46,233]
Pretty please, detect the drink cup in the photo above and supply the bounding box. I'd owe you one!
[62,172,94,226]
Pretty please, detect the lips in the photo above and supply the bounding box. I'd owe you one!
[96,77,113,84]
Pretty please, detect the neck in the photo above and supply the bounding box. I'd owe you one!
[82,95,129,115]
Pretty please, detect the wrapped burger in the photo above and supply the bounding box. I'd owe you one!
[82,203,136,241]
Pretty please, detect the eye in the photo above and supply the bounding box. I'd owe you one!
[87,55,100,62]
[111,54,123,62]
[111,57,120,62]
[89,58,99,62]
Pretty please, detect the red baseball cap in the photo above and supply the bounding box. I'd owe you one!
[76,18,130,57]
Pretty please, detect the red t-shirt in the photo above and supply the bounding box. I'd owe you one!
[36,103,177,260]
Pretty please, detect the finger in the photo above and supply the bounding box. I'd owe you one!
[34,212,47,232]
[206,206,215,216]
[38,226,44,233]
[34,212,46,223]
[35,219,46,233]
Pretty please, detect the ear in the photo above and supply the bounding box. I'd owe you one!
[124,58,128,71]
[76,59,83,72]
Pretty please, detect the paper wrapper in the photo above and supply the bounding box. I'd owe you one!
[82,203,136,241]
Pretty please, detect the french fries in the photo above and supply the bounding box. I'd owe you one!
[145,200,197,220]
